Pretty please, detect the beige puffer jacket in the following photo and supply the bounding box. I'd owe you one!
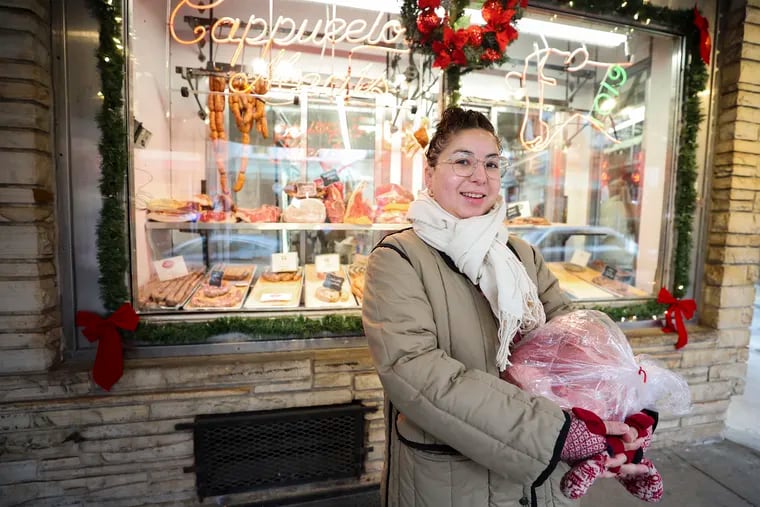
[363,229,577,507]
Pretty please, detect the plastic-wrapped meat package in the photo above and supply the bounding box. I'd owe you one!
[504,310,691,421]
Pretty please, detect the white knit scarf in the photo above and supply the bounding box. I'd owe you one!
[407,190,546,370]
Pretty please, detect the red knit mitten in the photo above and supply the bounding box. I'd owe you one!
[607,411,655,473]
[560,453,607,499]
[560,408,607,463]
[616,457,664,503]
[613,412,661,502]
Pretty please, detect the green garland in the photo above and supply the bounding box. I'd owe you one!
[88,0,129,312]
[129,314,364,345]
[87,0,704,342]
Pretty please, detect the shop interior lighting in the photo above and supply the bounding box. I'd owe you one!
[301,1,628,48]
[514,17,628,48]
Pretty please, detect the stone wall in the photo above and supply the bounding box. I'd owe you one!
[701,0,760,398]
[0,349,384,506]
[0,0,61,374]
[0,0,758,505]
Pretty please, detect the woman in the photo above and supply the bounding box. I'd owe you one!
[362,107,649,507]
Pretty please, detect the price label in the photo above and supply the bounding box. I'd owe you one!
[315,253,340,274]
[296,182,317,198]
[322,272,345,292]
[602,265,618,280]
[153,256,189,281]
[260,292,292,302]
[271,252,299,273]
[320,169,340,186]
[507,204,522,219]
[569,249,591,267]
[208,269,224,287]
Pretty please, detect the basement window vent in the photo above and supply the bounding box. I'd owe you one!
[177,402,374,501]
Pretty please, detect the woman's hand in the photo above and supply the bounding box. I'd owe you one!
[602,453,651,477]
[561,408,647,465]
[603,419,645,450]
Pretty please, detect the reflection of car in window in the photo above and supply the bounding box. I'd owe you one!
[512,225,637,277]
[163,234,280,267]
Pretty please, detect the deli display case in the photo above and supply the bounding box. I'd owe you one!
[135,92,414,313]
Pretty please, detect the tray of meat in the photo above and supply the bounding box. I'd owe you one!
[137,270,205,310]
[303,264,357,309]
[184,264,256,310]
[244,268,304,309]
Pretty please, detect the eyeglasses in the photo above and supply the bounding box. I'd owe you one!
[439,154,509,179]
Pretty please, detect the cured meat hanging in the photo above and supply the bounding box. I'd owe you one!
[208,75,230,206]
[229,77,255,193]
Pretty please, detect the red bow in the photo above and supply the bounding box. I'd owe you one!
[657,287,696,350]
[693,7,711,65]
[76,303,139,391]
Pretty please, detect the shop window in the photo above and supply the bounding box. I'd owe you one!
[122,0,683,344]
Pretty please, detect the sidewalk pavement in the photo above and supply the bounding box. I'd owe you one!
[262,439,760,506]
[582,440,760,506]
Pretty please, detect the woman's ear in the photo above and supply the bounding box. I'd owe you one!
[424,164,434,190]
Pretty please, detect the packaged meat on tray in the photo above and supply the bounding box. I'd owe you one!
[137,270,205,310]
[303,264,357,309]
[244,268,303,309]
[184,264,256,310]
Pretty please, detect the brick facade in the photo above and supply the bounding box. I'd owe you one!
[0,0,758,505]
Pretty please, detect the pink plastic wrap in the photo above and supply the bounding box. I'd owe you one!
[505,310,691,421]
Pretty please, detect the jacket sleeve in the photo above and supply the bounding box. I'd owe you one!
[362,241,570,485]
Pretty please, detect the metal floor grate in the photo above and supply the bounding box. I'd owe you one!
[178,402,373,500]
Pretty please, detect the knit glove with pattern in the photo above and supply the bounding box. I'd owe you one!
[560,407,608,464]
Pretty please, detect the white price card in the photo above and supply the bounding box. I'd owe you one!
[153,256,189,281]
[569,249,592,267]
[271,252,299,272]
[260,292,292,302]
[315,253,340,274]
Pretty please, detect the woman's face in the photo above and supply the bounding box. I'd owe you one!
[425,128,502,219]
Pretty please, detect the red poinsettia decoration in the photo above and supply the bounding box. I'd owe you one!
[482,0,520,51]
[403,0,525,72]
[432,26,468,69]
[418,0,440,8]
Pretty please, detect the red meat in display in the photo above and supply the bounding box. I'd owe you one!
[236,204,281,223]
[324,182,345,223]
[199,210,236,223]
[344,182,373,225]
[375,183,414,208]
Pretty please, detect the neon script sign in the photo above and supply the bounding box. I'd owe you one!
[506,42,631,152]
[169,0,407,68]
[593,65,627,115]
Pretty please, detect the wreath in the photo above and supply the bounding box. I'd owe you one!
[401,0,526,104]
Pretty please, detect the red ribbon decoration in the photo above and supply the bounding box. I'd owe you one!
[693,7,711,65]
[76,303,139,391]
[657,287,697,350]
